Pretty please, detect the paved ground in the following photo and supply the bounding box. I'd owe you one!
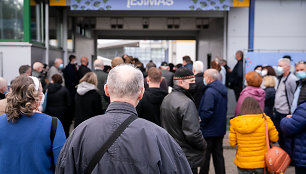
[206,131,295,174]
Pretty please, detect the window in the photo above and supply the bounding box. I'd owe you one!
[0,0,24,40]
[31,2,45,43]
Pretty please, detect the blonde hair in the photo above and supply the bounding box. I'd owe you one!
[5,75,39,122]
[79,72,98,86]
[264,76,276,88]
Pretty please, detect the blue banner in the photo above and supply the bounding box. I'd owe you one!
[71,0,231,11]
[245,52,306,73]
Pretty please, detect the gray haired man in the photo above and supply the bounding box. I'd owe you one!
[56,64,192,174]
[93,59,109,112]
[48,58,64,85]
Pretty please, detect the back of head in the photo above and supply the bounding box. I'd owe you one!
[211,61,221,72]
[94,59,104,68]
[183,56,192,64]
[146,62,156,71]
[263,66,276,76]
[236,50,244,59]
[0,77,8,90]
[111,57,124,68]
[80,72,98,86]
[52,74,63,84]
[193,61,204,74]
[263,76,276,88]
[239,97,263,116]
[148,67,162,83]
[245,71,262,87]
[282,55,291,61]
[19,65,31,75]
[81,57,88,65]
[205,68,221,81]
[33,62,43,71]
[6,75,38,122]
[107,64,144,100]
[69,55,76,62]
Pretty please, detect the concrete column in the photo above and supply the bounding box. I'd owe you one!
[45,4,49,64]
[63,9,68,65]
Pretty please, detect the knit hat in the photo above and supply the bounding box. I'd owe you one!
[173,67,194,80]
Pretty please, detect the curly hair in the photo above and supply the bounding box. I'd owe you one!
[5,75,39,122]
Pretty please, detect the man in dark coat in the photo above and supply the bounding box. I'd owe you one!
[93,59,109,113]
[136,67,167,126]
[160,67,207,174]
[160,61,174,88]
[56,65,192,174]
[63,55,78,96]
[199,69,227,174]
[229,50,244,101]
[77,56,91,81]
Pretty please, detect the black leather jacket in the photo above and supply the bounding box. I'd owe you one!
[160,85,206,168]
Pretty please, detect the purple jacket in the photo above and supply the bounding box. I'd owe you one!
[235,86,266,116]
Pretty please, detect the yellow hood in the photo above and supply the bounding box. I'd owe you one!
[230,114,266,134]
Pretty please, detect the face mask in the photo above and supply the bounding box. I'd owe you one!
[276,66,284,75]
[203,78,207,86]
[187,83,196,94]
[40,93,45,105]
[261,70,268,76]
[255,70,261,74]
[59,64,64,69]
[296,71,306,79]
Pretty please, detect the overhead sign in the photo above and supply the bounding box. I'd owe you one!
[50,0,67,6]
[70,0,231,11]
[233,0,249,7]
[245,52,306,73]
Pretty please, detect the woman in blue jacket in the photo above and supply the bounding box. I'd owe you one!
[280,100,306,174]
[0,75,66,174]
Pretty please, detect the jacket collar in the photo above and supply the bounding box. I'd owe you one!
[172,85,195,102]
[105,102,137,116]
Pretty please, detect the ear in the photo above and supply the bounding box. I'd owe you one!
[104,84,110,97]
[146,77,150,83]
[138,87,145,100]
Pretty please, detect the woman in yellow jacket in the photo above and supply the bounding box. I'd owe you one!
[229,97,279,174]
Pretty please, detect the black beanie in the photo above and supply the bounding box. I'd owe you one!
[174,67,194,80]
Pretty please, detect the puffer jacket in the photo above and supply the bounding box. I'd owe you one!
[235,86,266,116]
[229,114,279,169]
[160,85,206,168]
[280,101,306,167]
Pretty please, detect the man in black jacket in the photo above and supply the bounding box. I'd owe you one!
[77,56,91,81]
[229,50,244,101]
[136,67,167,126]
[160,67,207,174]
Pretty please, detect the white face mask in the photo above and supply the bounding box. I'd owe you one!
[40,93,45,105]
[261,70,268,76]
[255,69,262,74]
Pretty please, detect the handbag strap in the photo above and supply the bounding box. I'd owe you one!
[84,114,138,174]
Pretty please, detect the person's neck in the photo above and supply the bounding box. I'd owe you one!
[149,83,160,88]
[110,98,137,107]
[283,71,290,77]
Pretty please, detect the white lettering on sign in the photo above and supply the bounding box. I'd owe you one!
[127,0,174,8]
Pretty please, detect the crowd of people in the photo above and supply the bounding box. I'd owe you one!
[0,51,305,174]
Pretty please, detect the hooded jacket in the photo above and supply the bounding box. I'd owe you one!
[199,80,228,137]
[74,82,102,128]
[45,83,71,123]
[229,114,279,169]
[160,85,206,168]
[235,86,266,116]
[136,88,167,126]
[280,101,306,167]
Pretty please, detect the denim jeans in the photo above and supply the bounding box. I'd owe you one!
[237,167,265,174]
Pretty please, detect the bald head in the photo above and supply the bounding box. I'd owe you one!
[111,57,124,68]
[81,57,88,66]
[33,62,44,72]
[94,59,104,69]
[0,77,8,93]
[106,64,144,102]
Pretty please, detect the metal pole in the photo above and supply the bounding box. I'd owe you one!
[63,9,68,65]
[45,3,49,64]
[248,0,255,52]
[0,2,3,38]
[223,11,228,59]
[0,52,3,77]
[36,4,40,42]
